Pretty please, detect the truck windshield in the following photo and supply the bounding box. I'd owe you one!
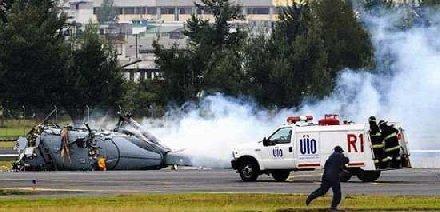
[268,127,292,144]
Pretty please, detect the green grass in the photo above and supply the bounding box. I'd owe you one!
[0,141,15,148]
[0,193,439,211]
[0,118,72,138]
[0,119,37,128]
[0,128,29,137]
[0,189,30,196]
[0,161,13,170]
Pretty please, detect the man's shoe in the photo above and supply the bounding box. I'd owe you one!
[305,196,313,206]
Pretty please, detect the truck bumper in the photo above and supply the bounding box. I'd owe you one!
[231,159,238,170]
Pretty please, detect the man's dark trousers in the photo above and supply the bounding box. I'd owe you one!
[308,177,341,208]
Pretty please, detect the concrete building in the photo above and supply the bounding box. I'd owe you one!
[65,0,293,25]
[64,0,418,81]
[62,0,294,81]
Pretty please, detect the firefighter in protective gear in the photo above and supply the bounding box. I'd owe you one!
[306,146,349,210]
[369,116,387,169]
[379,121,401,168]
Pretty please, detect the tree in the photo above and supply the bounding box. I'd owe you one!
[154,0,247,104]
[119,80,165,117]
[420,0,440,7]
[363,0,395,9]
[154,0,374,109]
[96,0,118,24]
[153,42,195,104]
[244,0,372,107]
[185,0,246,95]
[0,0,127,122]
[0,0,14,23]
[244,1,330,107]
[314,0,374,77]
[0,0,68,111]
[60,24,124,123]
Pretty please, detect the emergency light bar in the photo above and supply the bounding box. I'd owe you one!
[287,116,313,124]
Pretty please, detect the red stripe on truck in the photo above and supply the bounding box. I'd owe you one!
[298,163,320,168]
[348,162,365,167]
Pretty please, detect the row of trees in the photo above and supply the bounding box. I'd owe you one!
[0,0,124,123]
[1,0,437,121]
[154,0,374,108]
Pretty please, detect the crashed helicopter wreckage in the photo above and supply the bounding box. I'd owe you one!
[12,109,191,171]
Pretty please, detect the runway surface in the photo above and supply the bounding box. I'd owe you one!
[0,168,439,196]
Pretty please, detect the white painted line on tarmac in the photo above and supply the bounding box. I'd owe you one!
[1,187,146,193]
[411,150,440,153]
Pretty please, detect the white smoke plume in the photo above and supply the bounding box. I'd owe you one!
[144,95,293,167]
[144,8,440,168]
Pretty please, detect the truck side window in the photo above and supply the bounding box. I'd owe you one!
[268,127,292,144]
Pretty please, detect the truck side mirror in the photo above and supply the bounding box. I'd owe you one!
[262,137,268,146]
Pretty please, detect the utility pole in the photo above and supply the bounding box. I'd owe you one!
[135,33,138,60]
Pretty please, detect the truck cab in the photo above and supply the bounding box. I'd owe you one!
[231,115,411,182]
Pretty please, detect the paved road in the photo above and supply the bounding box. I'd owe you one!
[0,169,439,196]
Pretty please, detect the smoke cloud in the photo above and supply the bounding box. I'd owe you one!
[143,8,440,168]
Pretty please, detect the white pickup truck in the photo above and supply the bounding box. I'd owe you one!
[231,115,411,182]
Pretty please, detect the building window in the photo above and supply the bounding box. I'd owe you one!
[136,7,146,14]
[247,7,270,15]
[147,7,156,15]
[93,7,97,14]
[160,7,175,15]
[124,7,135,15]
[179,7,192,15]
[117,8,123,15]
[170,31,182,39]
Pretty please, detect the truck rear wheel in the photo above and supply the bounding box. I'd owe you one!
[340,170,353,182]
[357,170,381,182]
[272,170,290,182]
[238,159,259,182]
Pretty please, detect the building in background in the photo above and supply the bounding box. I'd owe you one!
[60,0,295,81]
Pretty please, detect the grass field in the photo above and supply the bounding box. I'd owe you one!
[0,118,72,138]
[0,119,37,128]
[0,141,15,148]
[0,161,12,170]
[0,128,28,138]
[0,193,439,211]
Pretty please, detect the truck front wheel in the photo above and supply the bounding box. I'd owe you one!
[272,170,290,182]
[357,170,381,182]
[238,159,259,182]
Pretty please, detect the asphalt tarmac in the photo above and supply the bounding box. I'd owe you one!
[0,168,439,196]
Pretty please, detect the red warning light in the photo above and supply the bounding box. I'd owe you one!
[287,116,313,124]
[318,114,340,126]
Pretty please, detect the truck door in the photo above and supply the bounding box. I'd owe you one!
[296,132,321,169]
[260,127,295,169]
